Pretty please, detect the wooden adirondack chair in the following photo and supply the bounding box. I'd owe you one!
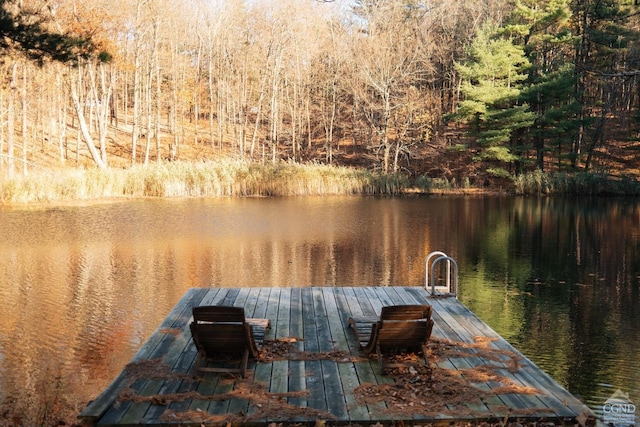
[189,306,269,378]
[349,305,433,373]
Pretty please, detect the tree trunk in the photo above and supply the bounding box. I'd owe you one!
[132,53,141,165]
[144,60,152,165]
[89,62,113,166]
[7,63,17,176]
[21,63,28,175]
[70,67,107,169]
[154,19,162,164]
[56,73,67,163]
[131,0,149,166]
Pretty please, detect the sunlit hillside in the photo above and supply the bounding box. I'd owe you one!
[0,0,639,195]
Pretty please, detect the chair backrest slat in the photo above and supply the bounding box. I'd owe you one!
[376,319,433,348]
[193,305,246,324]
[375,301,435,352]
[380,304,431,321]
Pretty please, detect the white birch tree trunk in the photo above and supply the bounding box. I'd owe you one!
[21,64,28,175]
[7,63,17,176]
[69,66,107,169]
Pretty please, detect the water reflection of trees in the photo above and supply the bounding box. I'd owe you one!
[1,197,638,423]
[454,197,640,404]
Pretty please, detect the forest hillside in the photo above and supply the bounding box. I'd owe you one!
[1,0,639,195]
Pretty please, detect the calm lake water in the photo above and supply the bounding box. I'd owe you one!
[0,196,638,425]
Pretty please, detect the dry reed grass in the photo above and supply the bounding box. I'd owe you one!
[0,160,407,204]
[513,169,640,195]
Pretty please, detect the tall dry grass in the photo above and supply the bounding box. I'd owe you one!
[0,160,409,204]
[513,169,640,196]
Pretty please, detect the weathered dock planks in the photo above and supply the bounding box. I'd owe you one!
[79,287,595,426]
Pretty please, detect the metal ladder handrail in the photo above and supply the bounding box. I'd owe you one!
[431,255,458,296]
[425,251,458,297]
[425,251,447,290]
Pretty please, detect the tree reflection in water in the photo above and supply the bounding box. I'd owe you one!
[0,196,638,425]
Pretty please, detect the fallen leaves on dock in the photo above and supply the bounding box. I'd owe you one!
[114,336,572,424]
[353,336,544,419]
[115,356,335,423]
[154,380,335,424]
[430,336,523,373]
[123,358,194,382]
[260,338,365,363]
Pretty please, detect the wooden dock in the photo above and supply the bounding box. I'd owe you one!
[79,287,595,426]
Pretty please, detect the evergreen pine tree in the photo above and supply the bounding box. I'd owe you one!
[504,0,582,171]
[453,22,536,178]
[572,0,638,170]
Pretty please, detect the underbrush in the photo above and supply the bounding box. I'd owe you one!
[514,170,640,196]
[413,175,472,192]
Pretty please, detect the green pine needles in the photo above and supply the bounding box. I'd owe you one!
[452,21,536,178]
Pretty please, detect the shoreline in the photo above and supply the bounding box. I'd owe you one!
[2,160,638,207]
